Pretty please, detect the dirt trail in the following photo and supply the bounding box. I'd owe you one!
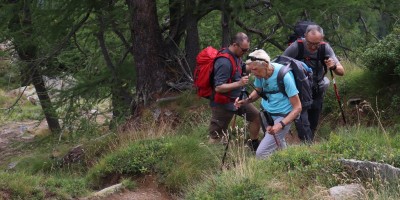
[99,175,175,200]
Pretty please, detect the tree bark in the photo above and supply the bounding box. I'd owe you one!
[126,0,167,114]
[10,0,61,133]
[31,67,61,133]
[221,0,231,48]
[96,13,132,125]
[184,0,200,74]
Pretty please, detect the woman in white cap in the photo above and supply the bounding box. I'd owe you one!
[235,49,302,158]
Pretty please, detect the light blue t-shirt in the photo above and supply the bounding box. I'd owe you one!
[254,63,299,115]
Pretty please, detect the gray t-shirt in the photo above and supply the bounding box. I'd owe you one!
[283,39,340,84]
[211,49,243,111]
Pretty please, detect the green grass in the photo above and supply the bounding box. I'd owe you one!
[156,128,220,192]
[1,61,400,199]
[317,60,400,140]
[0,89,44,125]
[185,126,400,199]
[85,124,220,191]
[86,139,170,188]
[2,114,399,199]
[0,172,89,199]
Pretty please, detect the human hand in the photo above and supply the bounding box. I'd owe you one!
[240,75,249,86]
[267,124,282,135]
[324,57,337,70]
[234,97,244,109]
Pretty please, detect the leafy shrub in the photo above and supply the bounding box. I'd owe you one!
[86,139,169,188]
[361,27,400,82]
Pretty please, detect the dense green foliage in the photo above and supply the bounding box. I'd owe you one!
[361,27,400,82]
[0,0,398,132]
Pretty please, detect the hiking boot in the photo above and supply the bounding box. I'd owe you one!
[247,139,259,152]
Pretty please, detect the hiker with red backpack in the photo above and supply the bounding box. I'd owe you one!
[234,49,302,158]
[203,32,261,149]
[283,24,345,143]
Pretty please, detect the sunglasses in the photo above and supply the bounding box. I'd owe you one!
[248,56,268,63]
[236,43,249,52]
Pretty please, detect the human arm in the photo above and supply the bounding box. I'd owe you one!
[234,88,261,109]
[267,94,302,135]
[324,45,344,76]
[213,57,249,93]
[215,75,249,93]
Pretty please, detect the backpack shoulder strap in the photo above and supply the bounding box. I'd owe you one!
[216,52,240,81]
[277,64,292,97]
[296,39,304,60]
[317,42,327,75]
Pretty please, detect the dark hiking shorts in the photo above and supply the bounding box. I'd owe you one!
[209,103,259,139]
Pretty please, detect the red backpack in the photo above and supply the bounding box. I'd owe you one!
[193,46,239,100]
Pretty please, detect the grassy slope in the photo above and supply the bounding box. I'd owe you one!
[1,61,400,199]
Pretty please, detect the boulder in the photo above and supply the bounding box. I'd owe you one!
[329,184,366,200]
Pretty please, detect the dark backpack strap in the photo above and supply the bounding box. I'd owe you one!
[277,64,291,97]
[296,39,304,60]
[317,42,327,76]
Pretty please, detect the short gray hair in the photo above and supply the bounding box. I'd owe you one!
[230,32,249,45]
[305,25,324,37]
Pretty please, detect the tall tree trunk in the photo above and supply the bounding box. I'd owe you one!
[184,0,199,73]
[96,13,132,125]
[31,67,61,133]
[126,0,167,114]
[165,0,184,58]
[10,1,61,133]
[221,0,231,48]
[378,12,390,38]
[221,10,231,48]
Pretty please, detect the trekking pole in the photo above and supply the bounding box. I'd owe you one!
[221,79,248,170]
[239,75,249,140]
[260,109,281,149]
[329,67,347,125]
[221,115,234,170]
[265,111,281,149]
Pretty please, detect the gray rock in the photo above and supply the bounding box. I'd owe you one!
[329,184,366,200]
[88,183,123,199]
[153,108,161,120]
[8,162,18,170]
[21,134,35,140]
[61,145,85,166]
[339,159,400,182]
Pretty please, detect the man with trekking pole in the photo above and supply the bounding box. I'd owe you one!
[208,32,260,151]
[235,49,302,158]
[283,24,345,143]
